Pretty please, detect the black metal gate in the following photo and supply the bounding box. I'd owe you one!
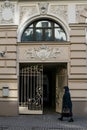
[19,64,43,111]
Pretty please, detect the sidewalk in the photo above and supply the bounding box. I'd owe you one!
[0,113,87,130]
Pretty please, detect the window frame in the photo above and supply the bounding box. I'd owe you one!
[21,19,67,42]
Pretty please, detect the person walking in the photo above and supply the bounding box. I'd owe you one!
[58,86,74,122]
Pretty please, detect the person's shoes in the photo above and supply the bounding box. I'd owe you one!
[68,118,74,122]
[58,117,63,121]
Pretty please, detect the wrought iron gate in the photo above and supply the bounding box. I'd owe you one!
[19,65,43,112]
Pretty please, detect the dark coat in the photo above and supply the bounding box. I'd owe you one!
[62,86,72,117]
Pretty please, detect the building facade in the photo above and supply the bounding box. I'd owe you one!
[0,0,87,116]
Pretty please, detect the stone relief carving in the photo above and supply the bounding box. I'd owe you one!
[0,0,15,24]
[20,6,38,22]
[76,5,87,23]
[25,45,61,61]
[38,2,49,14]
[49,5,68,22]
[20,4,68,23]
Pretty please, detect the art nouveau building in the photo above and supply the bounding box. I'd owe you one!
[0,0,87,116]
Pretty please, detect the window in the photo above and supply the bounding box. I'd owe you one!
[21,19,67,42]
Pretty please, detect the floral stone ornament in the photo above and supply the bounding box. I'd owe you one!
[1,0,15,24]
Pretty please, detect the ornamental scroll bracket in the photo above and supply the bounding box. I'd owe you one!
[25,45,61,61]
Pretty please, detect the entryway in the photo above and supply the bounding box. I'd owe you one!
[19,63,67,114]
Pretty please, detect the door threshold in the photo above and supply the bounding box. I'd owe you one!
[19,107,43,114]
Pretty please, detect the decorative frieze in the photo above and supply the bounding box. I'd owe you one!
[76,4,87,23]
[0,0,15,24]
[25,45,61,61]
[20,6,38,22]
[49,5,68,22]
[18,45,69,62]
[0,2,87,25]
[19,4,68,24]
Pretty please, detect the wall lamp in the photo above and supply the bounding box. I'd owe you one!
[0,51,5,57]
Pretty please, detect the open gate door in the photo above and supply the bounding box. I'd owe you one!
[19,64,43,114]
[56,67,68,113]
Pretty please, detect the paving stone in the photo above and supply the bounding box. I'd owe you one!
[0,114,87,130]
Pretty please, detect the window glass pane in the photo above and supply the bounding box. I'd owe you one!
[22,29,33,41]
[36,21,51,27]
[29,24,33,28]
[36,29,43,41]
[36,21,42,27]
[45,29,52,41]
[21,19,67,42]
[54,28,66,41]
[54,23,60,27]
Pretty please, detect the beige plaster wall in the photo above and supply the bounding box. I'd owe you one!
[0,26,18,116]
[69,24,87,115]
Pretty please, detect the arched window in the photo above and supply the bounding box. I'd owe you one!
[21,19,67,42]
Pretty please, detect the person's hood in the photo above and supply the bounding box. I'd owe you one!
[64,86,69,91]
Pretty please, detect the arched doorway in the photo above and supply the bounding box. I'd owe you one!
[18,17,69,114]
